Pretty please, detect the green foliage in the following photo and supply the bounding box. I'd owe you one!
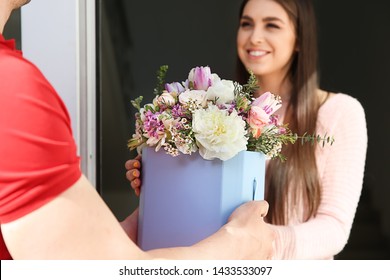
[131,96,143,111]
[242,70,259,96]
[153,65,169,96]
[299,132,335,147]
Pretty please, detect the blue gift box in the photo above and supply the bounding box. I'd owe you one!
[137,147,265,250]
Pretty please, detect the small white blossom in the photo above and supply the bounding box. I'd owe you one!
[154,91,177,107]
[206,79,235,105]
[179,89,207,108]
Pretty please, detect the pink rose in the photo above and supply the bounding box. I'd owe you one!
[248,92,282,138]
[248,106,270,138]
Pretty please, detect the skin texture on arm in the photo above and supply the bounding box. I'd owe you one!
[2,175,274,260]
[2,175,147,260]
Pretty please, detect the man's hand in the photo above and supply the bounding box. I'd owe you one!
[224,200,275,259]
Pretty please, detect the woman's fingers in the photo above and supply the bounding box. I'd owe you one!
[125,157,141,171]
[126,169,141,195]
[125,155,142,196]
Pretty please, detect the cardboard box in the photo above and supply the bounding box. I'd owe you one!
[137,147,265,250]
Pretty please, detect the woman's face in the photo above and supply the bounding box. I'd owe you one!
[237,0,297,80]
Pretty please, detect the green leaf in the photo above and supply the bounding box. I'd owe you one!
[131,96,143,111]
[153,65,169,96]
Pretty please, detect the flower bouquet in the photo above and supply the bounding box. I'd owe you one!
[128,65,332,250]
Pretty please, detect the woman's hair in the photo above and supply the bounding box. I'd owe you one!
[236,0,322,225]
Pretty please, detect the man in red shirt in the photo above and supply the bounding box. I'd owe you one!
[0,0,274,259]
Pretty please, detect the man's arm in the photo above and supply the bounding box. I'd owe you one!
[2,175,273,260]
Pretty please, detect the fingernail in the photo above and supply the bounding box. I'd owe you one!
[133,161,140,168]
[132,170,139,177]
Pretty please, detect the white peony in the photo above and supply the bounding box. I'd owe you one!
[192,104,247,161]
[206,79,235,105]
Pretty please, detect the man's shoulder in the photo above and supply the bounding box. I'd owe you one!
[0,51,56,101]
[0,51,40,78]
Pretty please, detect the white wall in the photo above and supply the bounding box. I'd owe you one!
[21,0,78,139]
[21,0,96,185]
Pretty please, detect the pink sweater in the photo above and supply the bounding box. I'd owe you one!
[270,93,368,259]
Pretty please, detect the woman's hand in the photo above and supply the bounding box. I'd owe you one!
[125,155,142,196]
[120,208,139,243]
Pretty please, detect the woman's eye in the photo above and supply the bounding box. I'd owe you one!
[240,21,252,28]
[266,23,280,29]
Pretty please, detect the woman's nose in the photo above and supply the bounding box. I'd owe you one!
[250,27,264,44]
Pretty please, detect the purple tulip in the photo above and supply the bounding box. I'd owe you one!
[188,66,213,91]
[165,82,185,93]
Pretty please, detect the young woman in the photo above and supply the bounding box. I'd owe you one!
[126,0,368,259]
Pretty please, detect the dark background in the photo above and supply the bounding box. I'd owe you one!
[314,0,390,259]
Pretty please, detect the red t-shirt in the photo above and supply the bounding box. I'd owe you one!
[0,35,82,259]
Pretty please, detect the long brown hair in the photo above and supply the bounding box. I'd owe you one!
[236,0,322,225]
